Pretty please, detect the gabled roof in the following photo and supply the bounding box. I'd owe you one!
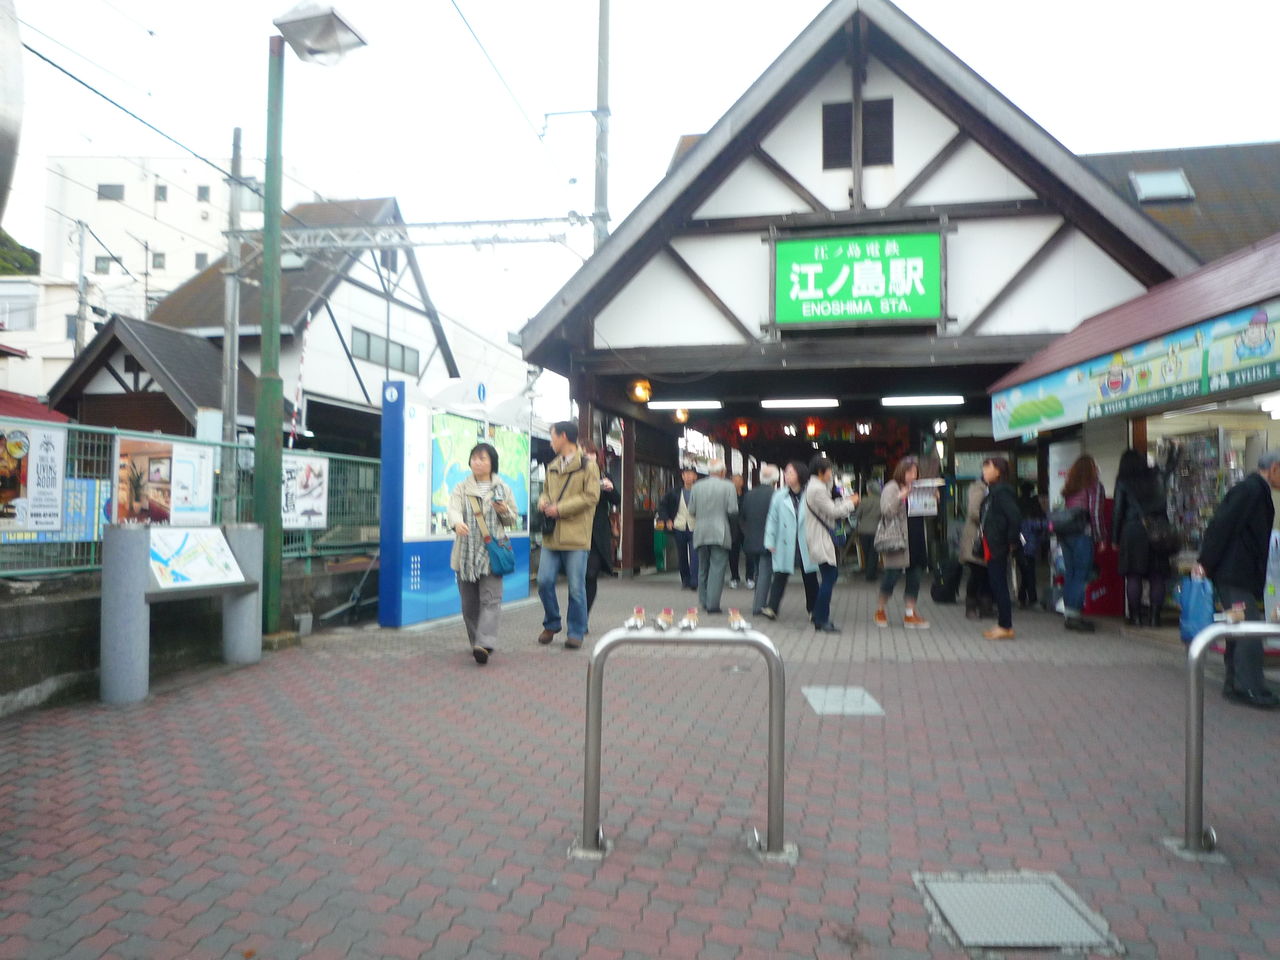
[46,315,286,425]
[149,197,397,336]
[519,0,1200,374]
[990,231,1280,392]
[0,343,28,358]
[0,390,68,422]
[1082,142,1280,264]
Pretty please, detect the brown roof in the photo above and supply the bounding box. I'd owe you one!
[990,231,1280,392]
[0,343,28,358]
[1082,142,1280,264]
[0,389,69,422]
[148,197,398,334]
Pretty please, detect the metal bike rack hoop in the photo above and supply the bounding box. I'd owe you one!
[1178,620,1280,858]
[571,626,794,862]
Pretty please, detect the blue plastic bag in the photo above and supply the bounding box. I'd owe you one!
[1179,575,1215,644]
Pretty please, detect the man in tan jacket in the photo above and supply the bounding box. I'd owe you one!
[536,420,601,649]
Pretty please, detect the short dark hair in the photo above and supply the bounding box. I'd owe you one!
[468,442,500,477]
[552,420,578,444]
[808,455,833,479]
[983,456,1012,485]
[786,460,810,487]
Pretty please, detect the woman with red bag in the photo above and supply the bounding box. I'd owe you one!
[1059,454,1108,633]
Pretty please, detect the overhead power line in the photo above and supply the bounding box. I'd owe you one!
[83,222,139,283]
[448,1,542,141]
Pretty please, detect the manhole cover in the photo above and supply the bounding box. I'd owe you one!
[918,872,1116,951]
[801,685,884,716]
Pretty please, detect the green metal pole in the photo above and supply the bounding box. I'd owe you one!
[254,35,286,635]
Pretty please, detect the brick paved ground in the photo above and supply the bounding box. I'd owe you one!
[1,572,1278,959]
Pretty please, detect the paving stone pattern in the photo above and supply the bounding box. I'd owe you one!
[1,573,1278,959]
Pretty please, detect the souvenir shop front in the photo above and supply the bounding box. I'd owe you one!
[991,234,1280,566]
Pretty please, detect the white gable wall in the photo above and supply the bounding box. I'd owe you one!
[692,156,811,220]
[909,139,1036,206]
[82,344,166,395]
[945,216,1064,331]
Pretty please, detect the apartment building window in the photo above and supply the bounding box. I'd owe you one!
[350,327,418,374]
[197,185,211,202]
[94,256,113,274]
[152,252,166,270]
[97,183,125,201]
[155,184,168,202]
[821,98,894,169]
[0,295,37,332]
[195,252,209,270]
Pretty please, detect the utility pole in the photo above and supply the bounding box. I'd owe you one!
[141,239,150,319]
[220,127,243,520]
[593,0,610,251]
[74,219,88,354]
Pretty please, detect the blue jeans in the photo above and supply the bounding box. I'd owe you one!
[537,547,589,638]
[1061,534,1094,616]
[880,565,923,601]
[810,563,839,626]
[673,529,698,588]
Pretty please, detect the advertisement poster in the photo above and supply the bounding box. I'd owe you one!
[992,298,1280,439]
[775,232,942,325]
[402,401,431,540]
[0,422,66,531]
[149,527,243,589]
[282,454,328,530]
[429,411,484,536]
[116,438,214,526]
[490,423,530,532]
[0,478,109,544]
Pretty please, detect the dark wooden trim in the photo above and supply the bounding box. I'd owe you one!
[324,301,372,406]
[663,244,758,343]
[621,417,636,572]
[752,146,829,213]
[103,361,131,393]
[850,15,864,212]
[885,131,968,209]
[575,332,1057,376]
[1130,417,1147,455]
[683,198,1052,236]
[139,377,154,393]
[403,246,461,379]
[965,222,1072,335]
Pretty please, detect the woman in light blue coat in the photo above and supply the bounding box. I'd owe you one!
[760,460,811,619]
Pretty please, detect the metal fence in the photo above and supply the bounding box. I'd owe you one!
[0,417,379,578]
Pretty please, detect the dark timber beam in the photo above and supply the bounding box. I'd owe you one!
[683,198,1051,236]
[965,221,1072,334]
[663,245,758,342]
[752,146,829,213]
[885,131,968,209]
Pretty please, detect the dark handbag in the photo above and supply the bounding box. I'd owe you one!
[1048,506,1087,537]
[1142,513,1181,553]
[470,496,515,576]
[535,471,569,537]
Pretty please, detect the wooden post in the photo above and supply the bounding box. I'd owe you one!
[621,417,637,573]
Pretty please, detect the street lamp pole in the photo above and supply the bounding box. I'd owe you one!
[254,34,287,634]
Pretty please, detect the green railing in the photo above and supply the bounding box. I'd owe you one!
[0,417,379,578]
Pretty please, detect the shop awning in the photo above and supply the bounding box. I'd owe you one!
[988,233,1280,439]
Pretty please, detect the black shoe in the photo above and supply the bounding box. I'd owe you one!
[1150,611,1162,629]
[965,608,980,620]
[1224,687,1279,709]
[1125,615,1140,626]
[472,646,490,665]
[816,622,841,633]
[760,607,777,620]
[705,607,723,614]
[1064,617,1095,632]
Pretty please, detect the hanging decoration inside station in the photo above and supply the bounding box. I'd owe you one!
[696,416,912,464]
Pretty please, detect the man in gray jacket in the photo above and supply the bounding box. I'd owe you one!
[689,459,738,614]
[740,464,779,615]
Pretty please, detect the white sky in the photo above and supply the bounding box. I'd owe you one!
[6,0,1280,397]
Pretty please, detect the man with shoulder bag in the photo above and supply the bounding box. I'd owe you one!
[535,421,601,650]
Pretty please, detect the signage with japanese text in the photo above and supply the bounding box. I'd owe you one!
[0,422,66,531]
[992,298,1280,440]
[774,232,943,325]
[282,454,328,530]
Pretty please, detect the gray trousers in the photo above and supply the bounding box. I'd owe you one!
[697,545,729,612]
[1218,584,1267,693]
[750,550,772,615]
[458,574,503,650]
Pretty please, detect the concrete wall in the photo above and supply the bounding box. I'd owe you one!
[0,562,376,719]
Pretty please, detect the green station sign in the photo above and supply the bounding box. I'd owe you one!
[774,231,942,325]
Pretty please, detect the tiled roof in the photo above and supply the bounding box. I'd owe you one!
[0,343,28,358]
[1082,142,1280,264]
[148,197,398,334]
[0,389,68,422]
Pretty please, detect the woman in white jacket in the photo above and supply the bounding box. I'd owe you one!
[801,456,858,633]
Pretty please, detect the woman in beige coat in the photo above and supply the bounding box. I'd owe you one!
[959,479,992,619]
[800,456,858,632]
[875,456,930,629]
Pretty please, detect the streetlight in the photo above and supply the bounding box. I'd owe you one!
[254,2,366,634]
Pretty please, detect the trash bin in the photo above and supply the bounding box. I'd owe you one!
[654,528,668,572]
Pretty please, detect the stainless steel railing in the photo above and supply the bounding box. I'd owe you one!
[1183,620,1280,853]
[574,626,787,858]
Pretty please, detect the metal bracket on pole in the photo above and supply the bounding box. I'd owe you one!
[569,626,796,864]
[1166,620,1280,862]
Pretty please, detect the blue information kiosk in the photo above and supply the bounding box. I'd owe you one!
[378,381,531,627]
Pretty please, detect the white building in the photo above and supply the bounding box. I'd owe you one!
[0,275,81,396]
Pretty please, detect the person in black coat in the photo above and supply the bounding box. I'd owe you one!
[657,466,699,589]
[1195,450,1280,709]
[1111,448,1174,627]
[978,457,1022,640]
[739,464,779,615]
[583,442,622,613]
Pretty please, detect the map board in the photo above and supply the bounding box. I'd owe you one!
[148,527,244,589]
